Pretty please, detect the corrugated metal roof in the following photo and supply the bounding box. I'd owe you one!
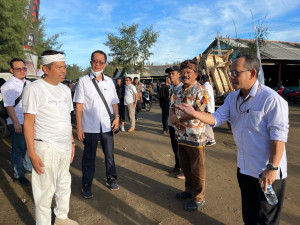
[218,38,300,60]
[142,65,170,77]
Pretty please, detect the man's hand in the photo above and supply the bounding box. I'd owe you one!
[71,143,75,163]
[170,114,185,131]
[174,103,196,118]
[14,123,22,133]
[77,126,85,141]
[29,153,45,175]
[260,169,277,191]
[111,117,120,132]
[133,103,137,108]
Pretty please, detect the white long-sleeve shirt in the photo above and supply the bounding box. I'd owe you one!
[213,80,289,179]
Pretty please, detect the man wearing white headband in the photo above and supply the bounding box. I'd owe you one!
[74,50,120,198]
[22,50,78,225]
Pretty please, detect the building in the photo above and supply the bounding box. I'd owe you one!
[203,38,300,87]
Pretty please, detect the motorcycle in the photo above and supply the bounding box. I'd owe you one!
[142,90,152,111]
[276,86,300,103]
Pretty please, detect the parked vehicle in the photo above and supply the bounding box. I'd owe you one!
[0,78,9,139]
[277,86,300,103]
[142,90,152,111]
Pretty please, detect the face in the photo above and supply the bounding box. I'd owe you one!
[134,79,139,85]
[90,52,106,72]
[125,78,131,85]
[230,57,255,90]
[116,79,122,86]
[180,68,197,87]
[168,71,180,84]
[10,61,27,80]
[44,61,67,84]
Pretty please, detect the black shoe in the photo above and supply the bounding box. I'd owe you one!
[24,170,32,176]
[184,199,206,212]
[106,177,119,191]
[81,183,93,199]
[206,141,216,147]
[14,176,30,185]
[176,191,193,199]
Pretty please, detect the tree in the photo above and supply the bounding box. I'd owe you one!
[0,0,28,71]
[104,23,159,73]
[66,64,85,81]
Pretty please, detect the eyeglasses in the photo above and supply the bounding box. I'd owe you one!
[13,68,27,72]
[229,70,250,78]
[91,60,106,65]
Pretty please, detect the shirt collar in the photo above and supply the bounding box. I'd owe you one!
[238,80,260,98]
[89,72,105,81]
[11,75,26,84]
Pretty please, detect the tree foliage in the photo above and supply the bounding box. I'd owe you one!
[0,0,28,71]
[104,23,159,73]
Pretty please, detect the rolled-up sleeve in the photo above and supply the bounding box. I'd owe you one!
[265,96,289,142]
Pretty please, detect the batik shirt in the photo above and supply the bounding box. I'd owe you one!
[173,81,209,147]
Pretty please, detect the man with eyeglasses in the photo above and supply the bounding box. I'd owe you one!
[175,54,288,224]
[124,77,138,132]
[74,50,120,198]
[169,60,209,211]
[1,58,32,185]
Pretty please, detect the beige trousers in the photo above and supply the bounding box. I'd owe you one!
[126,103,136,129]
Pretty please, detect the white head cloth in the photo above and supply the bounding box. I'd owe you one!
[42,54,65,65]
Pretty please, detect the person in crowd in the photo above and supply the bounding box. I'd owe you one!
[124,77,138,132]
[175,54,288,224]
[133,77,143,120]
[160,77,171,134]
[23,50,78,225]
[74,50,120,199]
[116,78,126,131]
[1,58,32,185]
[200,75,216,147]
[165,66,185,179]
[170,59,208,212]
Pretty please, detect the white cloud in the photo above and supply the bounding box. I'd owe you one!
[97,2,116,20]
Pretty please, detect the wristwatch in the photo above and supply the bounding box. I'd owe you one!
[266,163,278,170]
[115,114,120,117]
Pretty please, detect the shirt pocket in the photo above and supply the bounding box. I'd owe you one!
[246,110,266,132]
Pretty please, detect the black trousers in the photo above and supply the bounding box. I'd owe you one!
[82,132,117,187]
[168,126,180,169]
[161,103,169,131]
[118,103,125,122]
[237,168,285,225]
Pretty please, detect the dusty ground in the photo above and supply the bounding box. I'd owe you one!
[0,103,299,225]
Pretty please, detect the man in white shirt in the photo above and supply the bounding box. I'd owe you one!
[23,50,78,225]
[74,50,120,199]
[124,77,138,132]
[200,75,216,147]
[175,54,288,224]
[1,58,32,185]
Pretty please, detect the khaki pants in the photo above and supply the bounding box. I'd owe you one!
[125,103,135,129]
[32,141,71,225]
[179,144,205,202]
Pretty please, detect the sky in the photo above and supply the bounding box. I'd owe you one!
[39,0,300,69]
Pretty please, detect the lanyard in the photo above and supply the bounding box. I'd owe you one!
[236,84,261,114]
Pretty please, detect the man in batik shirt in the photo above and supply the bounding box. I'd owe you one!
[170,59,209,212]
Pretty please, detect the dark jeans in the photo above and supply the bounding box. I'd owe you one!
[237,168,285,225]
[8,124,32,179]
[179,144,205,202]
[161,103,169,131]
[82,132,117,188]
[168,126,180,169]
[118,103,125,123]
[135,100,142,119]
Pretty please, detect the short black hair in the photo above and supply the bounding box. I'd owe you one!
[235,54,260,77]
[201,75,209,82]
[126,77,132,81]
[133,77,139,81]
[116,77,122,81]
[91,50,107,63]
[10,58,25,69]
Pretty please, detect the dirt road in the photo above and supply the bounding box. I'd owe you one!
[0,103,299,225]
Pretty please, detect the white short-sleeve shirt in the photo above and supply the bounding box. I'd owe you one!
[1,76,31,125]
[124,84,137,105]
[22,79,73,152]
[73,73,119,133]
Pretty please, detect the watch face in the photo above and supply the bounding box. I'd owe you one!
[267,163,278,170]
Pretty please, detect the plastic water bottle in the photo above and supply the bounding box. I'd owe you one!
[259,173,278,205]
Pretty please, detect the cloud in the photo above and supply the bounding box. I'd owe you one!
[97,2,116,20]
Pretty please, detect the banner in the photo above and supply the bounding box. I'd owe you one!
[24,0,40,47]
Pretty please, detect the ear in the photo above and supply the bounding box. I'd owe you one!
[250,69,257,79]
[10,68,14,74]
[42,65,49,74]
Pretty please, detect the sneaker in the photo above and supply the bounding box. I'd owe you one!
[14,176,30,186]
[166,167,181,173]
[81,183,93,199]
[106,177,119,191]
[54,217,79,225]
[176,191,193,199]
[206,141,216,147]
[121,126,125,132]
[184,199,206,212]
[24,170,32,176]
[176,172,185,180]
